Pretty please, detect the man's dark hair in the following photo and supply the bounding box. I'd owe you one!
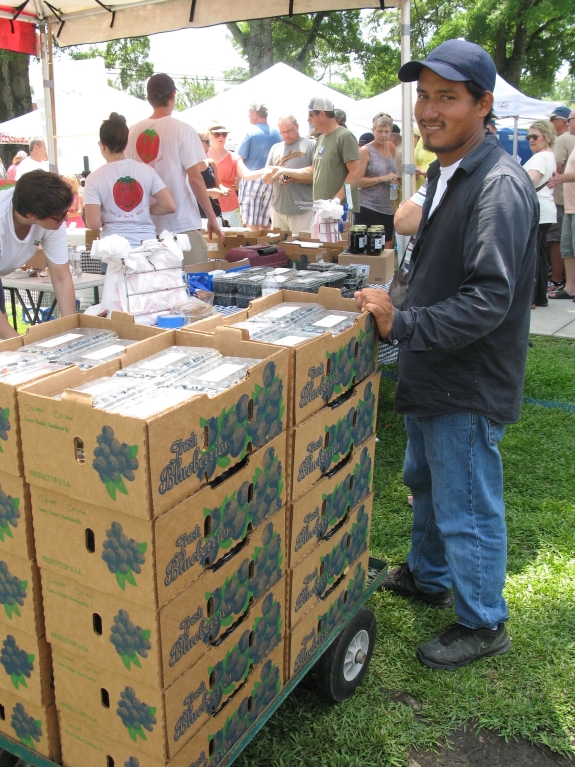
[311,109,336,119]
[148,91,173,108]
[100,112,129,153]
[13,171,73,219]
[465,81,493,126]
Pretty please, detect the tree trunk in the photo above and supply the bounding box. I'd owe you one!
[500,22,528,88]
[494,24,508,75]
[245,19,274,76]
[0,52,32,123]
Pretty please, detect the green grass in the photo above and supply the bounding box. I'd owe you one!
[236,335,575,767]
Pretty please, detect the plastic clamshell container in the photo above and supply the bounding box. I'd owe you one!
[173,356,259,395]
[116,346,221,379]
[19,328,116,356]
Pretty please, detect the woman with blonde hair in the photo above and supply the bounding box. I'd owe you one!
[356,115,398,249]
[523,120,557,306]
[64,175,85,228]
[207,122,241,227]
[7,151,27,181]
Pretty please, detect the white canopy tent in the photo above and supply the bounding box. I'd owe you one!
[178,63,376,144]
[0,58,151,174]
[360,75,563,125]
[0,0,414,198]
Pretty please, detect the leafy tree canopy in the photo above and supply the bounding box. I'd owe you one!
[175,76,216,111]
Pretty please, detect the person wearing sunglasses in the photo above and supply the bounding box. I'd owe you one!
[522,121,557,306]
[206,123,241,227]
[0,170,77,337]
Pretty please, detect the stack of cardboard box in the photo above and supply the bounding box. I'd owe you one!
[18,326,291,767]
[0,313,165,762]
[188,286,381,685]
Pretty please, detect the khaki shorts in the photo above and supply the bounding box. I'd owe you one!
[181,229,208,266]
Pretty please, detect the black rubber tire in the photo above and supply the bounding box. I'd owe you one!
[315,607,377,702]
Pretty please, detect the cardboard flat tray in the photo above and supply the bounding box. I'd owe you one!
[0,558,387,767]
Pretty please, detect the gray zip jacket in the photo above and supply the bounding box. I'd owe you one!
[388,135,539,424]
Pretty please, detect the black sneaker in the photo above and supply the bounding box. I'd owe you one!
[380,563,454,608]
[417,622,511,670]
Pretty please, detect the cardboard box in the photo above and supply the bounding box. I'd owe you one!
[30,431,287,609]
[0,550,44,638]
[52,579,285,760]
[289,436,375,567]
[282,241,331,269]
[0,312,165,479]
[0,470,34,561]
[85,230,100,249]
[205,232,263,259]
[59,642,284,767]
[19,328,289,518]
[289,372,380,500]
[285,551,369,680]
[338,249,395,284]
[0,688,60,761]
[184,258,251,277]
[21,248,47,271]
[189,287,379,427]
[288,496,372,629]
[42,507,286,689]
[0,623,54,708]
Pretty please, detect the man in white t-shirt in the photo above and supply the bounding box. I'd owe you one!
[15,138,49,180]
[126,74,224,265]
[0,171,77,338]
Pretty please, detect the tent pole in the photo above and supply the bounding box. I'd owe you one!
[512,116,518,162]
[39,22,58,172]
[400,0,414,202]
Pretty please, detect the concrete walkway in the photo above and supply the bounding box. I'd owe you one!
[530,297,575,337]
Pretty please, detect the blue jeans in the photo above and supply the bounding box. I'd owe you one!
[404,413,509,630]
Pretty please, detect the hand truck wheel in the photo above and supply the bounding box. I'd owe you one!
[315,607,376,702]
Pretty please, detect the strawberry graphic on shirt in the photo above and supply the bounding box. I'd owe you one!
[136,130,159,164]
[113,177,144,212]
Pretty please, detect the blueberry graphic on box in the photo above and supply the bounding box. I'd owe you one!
[0,408,11,452]
[93,426,139,501]
[11,702,42,749]
[0,634,34,690]
[0,560,26,619]
[116,686,156,743]
[124,758,140,767]
[0,485,20,543]
[110,609,151,672]
[102,522,147,590]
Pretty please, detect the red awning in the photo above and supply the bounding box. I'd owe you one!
[0,12,37,55]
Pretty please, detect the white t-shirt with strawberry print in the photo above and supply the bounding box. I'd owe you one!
[83,158,165,247]
[126,116,206,234]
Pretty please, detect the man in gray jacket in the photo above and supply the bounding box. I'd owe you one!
[356,40,538,670]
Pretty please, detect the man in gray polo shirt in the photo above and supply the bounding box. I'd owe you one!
[264,115,315,235]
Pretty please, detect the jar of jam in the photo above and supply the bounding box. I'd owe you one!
[367,227,383,255]
[349,225,368,254]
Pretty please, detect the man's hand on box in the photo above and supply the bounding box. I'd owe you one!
[355,288,395,339]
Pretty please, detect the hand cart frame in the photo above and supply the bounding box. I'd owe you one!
[0,558,387,767]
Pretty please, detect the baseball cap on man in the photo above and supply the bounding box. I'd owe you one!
[147,73,177,97]
[308,96,334,112]
[250,103,268,116]
[550,105,571,120]
[398,39,496,93]
[392,124,401,134]
[335,109,347,126]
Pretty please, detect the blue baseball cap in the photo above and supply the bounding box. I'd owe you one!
[550,106,571,120]
[398,39,496,93]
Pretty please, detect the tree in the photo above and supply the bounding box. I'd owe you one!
[226,12,364,78]
[62,36,154,99]
[330,76,371,100]
[0,51,32,123]
[368,0,575,97]
[175,76,216,111]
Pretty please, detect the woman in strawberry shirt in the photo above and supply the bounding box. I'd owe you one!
[84,113,176,246]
